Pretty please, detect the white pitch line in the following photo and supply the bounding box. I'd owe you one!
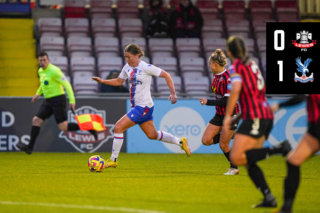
[0,201,167,213]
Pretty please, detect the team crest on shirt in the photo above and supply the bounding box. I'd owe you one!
[294,57,313,83]
[292,30,316,52]
[59,106,114,153]
[219,77,224,82]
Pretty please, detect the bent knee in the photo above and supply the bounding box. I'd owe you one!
[32,117,43,126]
[114,124,124,134]
[230,153,243,166]
[58,125,68,131]
[202,139,213,146]
[147,132,158,140]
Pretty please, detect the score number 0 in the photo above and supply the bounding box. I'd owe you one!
[274,30,284,82]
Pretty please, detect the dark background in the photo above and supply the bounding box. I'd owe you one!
[266,22,320,94]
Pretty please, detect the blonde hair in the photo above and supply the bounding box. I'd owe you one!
[124,44,144,58]
[208,49,227,67]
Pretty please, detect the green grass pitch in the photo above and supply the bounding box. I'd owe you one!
[0,153,319,213]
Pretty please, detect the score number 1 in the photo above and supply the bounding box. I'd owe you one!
[274,30,284,81]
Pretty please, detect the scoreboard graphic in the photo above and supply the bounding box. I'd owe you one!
[266,22,320,94]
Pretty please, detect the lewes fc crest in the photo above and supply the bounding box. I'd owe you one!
[292,31,317,52]
[59,106,114,153]
[294,57,313,83]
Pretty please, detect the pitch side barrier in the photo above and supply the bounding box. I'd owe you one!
[0,96,306,153]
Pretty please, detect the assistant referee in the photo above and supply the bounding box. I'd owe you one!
[17,52,97,154]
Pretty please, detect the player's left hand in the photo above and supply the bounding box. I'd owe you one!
[223,115,232,129]
[69,103,76,111]
[270,104,279,113]
[168,94,177,104]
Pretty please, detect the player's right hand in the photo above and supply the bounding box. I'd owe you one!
[31,94,39,102]
[92,77,102,83]
[199,98,207,105]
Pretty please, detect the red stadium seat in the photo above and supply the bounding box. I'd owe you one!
[249,0,272,13]
[117,0,139,19]
[90,0,112,18]
[63,0,86,18]
[92,18,116,38]
[223,0,245,14]
[275,0,299,21]
[196,0,219,20]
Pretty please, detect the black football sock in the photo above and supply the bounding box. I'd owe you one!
[245,146,283,165]
[68,123,81,131]
[223,150,238,169]
[28,126,40,148]
[247,163,272,198]
[281,161,300,212]
[213,134,220,144]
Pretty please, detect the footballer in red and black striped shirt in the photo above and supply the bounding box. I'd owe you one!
[271,94,320,213]
[200,49,240,175]
[211,69,240,115]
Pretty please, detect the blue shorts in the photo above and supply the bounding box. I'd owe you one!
[127,106,154,125]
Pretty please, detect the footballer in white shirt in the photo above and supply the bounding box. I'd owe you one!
[92,44,191,168]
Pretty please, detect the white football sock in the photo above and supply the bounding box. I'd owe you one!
[111,133,123,162]
[157,131,182,147]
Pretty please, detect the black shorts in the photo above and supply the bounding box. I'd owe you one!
[236,118,273,139]
[307,122,320,143]
[36,95,67,124]
[209,113,238,130]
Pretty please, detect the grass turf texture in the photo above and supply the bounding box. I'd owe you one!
[0,153,319,213]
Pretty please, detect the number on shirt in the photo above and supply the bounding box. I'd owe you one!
[251,64,265,90]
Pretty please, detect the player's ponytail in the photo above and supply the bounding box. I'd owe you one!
[227,36,249,64]
[124,44,144,58]
[209,48,227,67]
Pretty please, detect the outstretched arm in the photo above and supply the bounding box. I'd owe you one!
[92,77,125,86]
[159,70,177,104]
[271,94,306,112]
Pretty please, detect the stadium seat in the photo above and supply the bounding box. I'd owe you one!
[149,38,174,57]
[257,37,266,52]
[70,56,95,73]
[196,0,219,19]
[94,37,120,57]
[73,72,94,78]
[90,0,112,18]
[141,56,150,64]
[67,37,92,57]
[203,38,227,58]
[40,36,65,56]
[184,76,210,94]
[63,0,86,18]
[92,18,116,38]
[180,57,205,77]
[118,18,143,38]
[152,57,178,76]
[65,18,89,37]
[249,0,273,20]
[245,38,255,54]
[116,0,139,19]
[226,19,250,38]
[37,18,62,37]
[176,38,201,58]
[223,0,246,21]
[253,19,276,39]
[50,56,68,75]
[156,76,181,93]
[121,37,146,51]
[73,76,98,93]
[98,56,123,79]
[202,19,224,39]
[275,0,299,21]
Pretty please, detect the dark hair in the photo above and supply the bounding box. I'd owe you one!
[209,49,227,67]
[124,44,144,58]
[227,36,249,64]
[38,51,49,59]
[149,0,163,8]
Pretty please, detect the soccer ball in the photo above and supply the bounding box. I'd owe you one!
[88,155,105,172]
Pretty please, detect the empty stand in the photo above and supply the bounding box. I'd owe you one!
[38,18,62,37]
[94,37,120,57]
[67,37,92,57]
[65,18,89,37]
